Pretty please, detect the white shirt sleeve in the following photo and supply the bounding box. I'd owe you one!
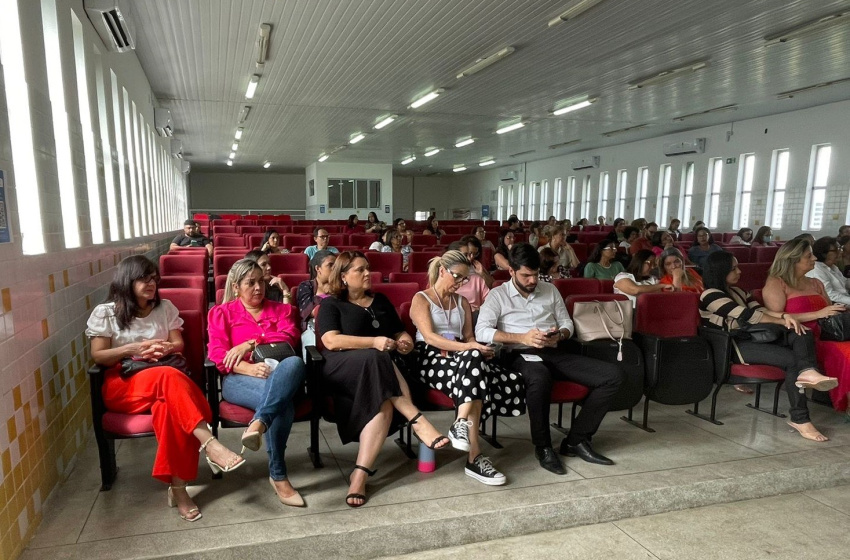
[475,290,501,344]
[86,303,115,338]
[552,291,574,337]
[808,263,850,305]
[162,299,184,331]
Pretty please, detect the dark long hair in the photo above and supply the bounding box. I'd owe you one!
[106,255,161,330]
[260,229,278,248]
[626,250,656,281]
[496,229,514,257]
[702,250,736,292]
[347,214,358,228]
[588,239,615,264]
[328,250,369,299]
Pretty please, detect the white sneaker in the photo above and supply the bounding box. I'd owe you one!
[448,418,472,451]
[465,454,506,486]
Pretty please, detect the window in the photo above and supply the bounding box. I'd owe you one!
[566,176,576,221]
[680,162,694,228]
[554,178,564,219]
[95,59,120,240]
[126,95,141,236]
[635,167,648,219]
[656,164,672,224]
[517,183,526,219]
[111,71,131,237]
[598,172,609,220]
[327,179,382,209]
[507,184,515,217]
[581,175,591,220]
[528,182,539,221]
[540,180,550,220]
[734,154,755,229]
[497,185,505,221]
[615,170,628,219]
[705,158,723,228]
[805,144,831,230]
[767,149,789,229]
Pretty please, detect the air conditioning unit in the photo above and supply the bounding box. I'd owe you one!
[154,108,173,137]
[180,160,191,174]
[499,170,518,182]
[84,0,135,53]
[571,156,600,170]
[170,139,183,158]
[663,138,706,156]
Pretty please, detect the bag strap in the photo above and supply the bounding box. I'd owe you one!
[592,301,625,361]
[595,299,625,327]
[730,338,749,365]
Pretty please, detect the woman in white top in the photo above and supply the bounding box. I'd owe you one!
[86,256,244,522]
[409,251,525,486]
[729,227,754,246]
[613,250,673,306]
[807,237,850,305]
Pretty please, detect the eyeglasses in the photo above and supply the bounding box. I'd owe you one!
[602,246,617,251]
[139,274,160,284]
[448,271,470,285]
[316,235,329,239]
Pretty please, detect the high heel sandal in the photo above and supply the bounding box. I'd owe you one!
[407,412,451,450]
[168,485,202,522]
[346,465,377,508]
[199,436,245,475]
[241,421,265,453]
[794,374,839,393]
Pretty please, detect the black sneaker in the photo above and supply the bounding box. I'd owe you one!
[465,454,506,486]
[448,418,472,452]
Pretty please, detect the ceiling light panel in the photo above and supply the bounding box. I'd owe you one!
[456,46,516,79]
[237,106,251,123]
[552,96,597,115]
[496,122,525,134]
[424,148,440,157]
[479,159,495,166]
[318,154,329,162]
[548,0,606,27]
[374,115,397,129]
[409,88,444,109]
[401,156,416,165]
[256,23,271,68]
[245,74,260,99]
[234,127,244,140]
[349,133,366,144]
[628,61,708,89]
[764,10,849,44]
[453,166,467,172]
[455,138,475,148]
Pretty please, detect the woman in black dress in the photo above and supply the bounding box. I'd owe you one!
[317,251,450,508]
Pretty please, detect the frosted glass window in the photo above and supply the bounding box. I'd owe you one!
[635,167,648,219]
[680,162,694,228]
[656,164,672,224]
[111,72,131,237]
[706,158,723,228]
[566,177,576,222]
[581,176,591,221]
[615,170,627,219]
[806,144,831,230]
[736,154,755,228]
[95,60,120,240]
[598,172,609,220]
[768,149,789,230]
[554,178,563,219]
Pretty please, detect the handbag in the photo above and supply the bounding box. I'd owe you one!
[732,322,786,344]
[251,342,296,363]
[572,300,633,361]
[120,353,189,378]
[818,312,850,341]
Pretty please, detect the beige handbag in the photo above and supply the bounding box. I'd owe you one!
[572,300,633,361]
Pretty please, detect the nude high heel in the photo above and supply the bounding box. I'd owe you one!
[199,436,245,474]
[168,485,202,522]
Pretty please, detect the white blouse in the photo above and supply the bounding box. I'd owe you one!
[414,291,467,342]
[613,272,658,307]
[86,300,183,347]
[806,261,850,306]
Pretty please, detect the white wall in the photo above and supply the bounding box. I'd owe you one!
[189,171,305,213]
[305,162,393,220]
[444,100,850,238]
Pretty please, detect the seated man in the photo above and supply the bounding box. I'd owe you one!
[475,243,622,474]
[304,227,339,259]
[171,219,213,256]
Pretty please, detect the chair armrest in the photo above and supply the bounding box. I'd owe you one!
[204,360,221,419]
[88,365,107,425]
[304,345,324,403]
[698,326,733,385]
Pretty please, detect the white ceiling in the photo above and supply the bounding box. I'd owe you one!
[120,0,850,175]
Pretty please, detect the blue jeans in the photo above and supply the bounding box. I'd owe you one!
[221,356,307,480]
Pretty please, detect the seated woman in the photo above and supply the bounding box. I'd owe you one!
[345,214,363,234]
[763,238,850,414]
[422,215,447,240]
[688,227,723,271]
[691,220,706,232]
[381,228,413,272]
[628,222,653,255]
[584,240,625,280]
[296,250,337,356]
[318,252,450,507]
[658,248,704,293]
[614,250,672,306]
[260,230,289,254]
[527,221,544,247]
[473,226,496,252]
[369,228,394,251]
[411,251,525,485]
[729,227,754,246]
[87,256,244,522]
[650,231,676,257]
[619,226,640,250]
[207,259,308,506]
[807,237,850,305]
[836,235,850,277]
[244,250,291,303]
[703,251,839,441]
[448,237,493,311]
[597,215,607,226]
[539,226,580,275]
[752,226,777,247]
[364,211,382,234]
[494,230,516,270]
[576,218,589,230]
[667,219,682,240]
[538,247,561,283]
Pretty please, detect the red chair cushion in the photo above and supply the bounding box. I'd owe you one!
[551,381,590,403]
[730,364,785,381]
[426,388,454,408]
[102,412,154,436]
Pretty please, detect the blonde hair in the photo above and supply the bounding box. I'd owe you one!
[224,259,263,303]
[427,250,470,288]
[768,238,811,289]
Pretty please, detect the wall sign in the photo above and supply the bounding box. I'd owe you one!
[0,171,10,244]
[384,205,390,213]
[481,205,490,218]
[319,204,326,214]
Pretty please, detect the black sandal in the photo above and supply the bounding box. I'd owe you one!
[346,464,377,508]
[407,412,451,450]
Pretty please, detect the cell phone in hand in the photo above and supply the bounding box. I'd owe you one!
[544,330,560,338]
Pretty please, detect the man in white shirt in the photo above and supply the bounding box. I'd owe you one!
[476,244,622,474]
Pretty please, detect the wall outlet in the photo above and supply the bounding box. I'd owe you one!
[726,157,737,164]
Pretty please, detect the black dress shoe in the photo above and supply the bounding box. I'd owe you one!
[559,441,614,465]
[534,446,566,475]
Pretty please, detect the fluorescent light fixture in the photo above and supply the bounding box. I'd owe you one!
[401,156,416,165]
[318,154,329,162]
[510,149,535,158]
[456,46,516,79]
[673,104,738,122]
[602,124,648,137]
[628,60,708,89]
[453,166,467,172]
[409,88,444,109]
[764,10,849,45]
[229,152,236,159]
[226,160,233,166]
[245,74,260,99]
[349,133,366,144]
[479,159,495,166]
[548,0,606,27]
[424,148,440,157]
[235,127,244,140]
[455,137,475,148]
[496,121,525,134]
[549,139,581,149]
[231,143,239,151]
[238,106,251,123]
[263,161,271,168]
[256,23,271,68]
[776,77,850,99]
[552,96,597,115]
[374,115,397,129]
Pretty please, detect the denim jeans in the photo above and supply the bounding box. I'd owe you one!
[221,356,307,480]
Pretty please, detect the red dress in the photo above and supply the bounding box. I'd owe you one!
[774,278,850,411]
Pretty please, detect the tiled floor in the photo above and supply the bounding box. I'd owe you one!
[20,387,850,559]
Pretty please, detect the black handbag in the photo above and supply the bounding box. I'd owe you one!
[732,322,786,344]
[251,342,296,363]
[120,353,190,377]
[818,313,850,341]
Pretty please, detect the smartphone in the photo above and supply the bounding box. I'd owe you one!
[544,330,560,338]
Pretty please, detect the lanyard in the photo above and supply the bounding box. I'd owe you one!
[432,288,455,332]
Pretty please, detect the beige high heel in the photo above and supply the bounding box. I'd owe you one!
[168,485,202,521]
[199,436,245,474]
[795,372,839,394]
[269,477,305,507]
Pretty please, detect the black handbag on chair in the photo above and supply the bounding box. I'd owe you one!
[251,342,296,363]
[818,313,850,341]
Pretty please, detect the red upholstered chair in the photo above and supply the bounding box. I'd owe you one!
[371,282,419,309]
[724,246,752,263]
[491,269,511,281]
[236,225,264,235]
[245,233,266,249]
[680,233,695,242]
[629,292,714,431]
[415,236,438,247]
[282,234,313,250]
[269,253,310,275]
[290,225,314,234]
[480,247,493,271]
[213,254,243,279]
[388,272,429,290]
[219,214,241,220]
[753,245,779,263]
[348,233,379,248]
[370,271,383,286]
[159,254,207,278]
[278,274,310,289]
[213,235,248,249]
[157,275,208,301]
[408,251,441,273]
[214,274,228,293]
[440,234,464,245]
[751,288,765,306]
[599,279,614,293]
[552,278,602,299]
[328,234,348,247]
[366,251,403,280]
[568,243,588,262]
[212,225,237,235]
[736,263,771,292]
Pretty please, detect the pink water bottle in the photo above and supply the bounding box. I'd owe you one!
[417,442,436,473]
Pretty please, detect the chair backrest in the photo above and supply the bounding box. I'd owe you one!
[213,254,244,278]
[236,225,264,235]
[348,233,379,248]
[282,234,313,250]
[159,288,206,315]
[157,275,207,293]
[213,225,237,235]
[159,254,207,277]
[415,236,438,247]
[388,272,429,289]
[753,245,779,263]
[564,293,629,316]
[751,288,765,306]
[721,232,738,243]
[440,234,464,245]
[366,251,403,279]
[569,243,588,262]
[634,292,700,337]
[491,269,511,281]
[552,278,602,299]
[246,233,266,249]
[370,271,383,286]
[215,288,224,305]
[269,252,310,275]
[398,301,416,337]
[598,279,614,293]
[215,274,228,292]
[736,263,771,292]
[178,309,205,387]
[371,282,419,309]
[213,235,247,248]
[290,225,315,234]
[279,273,311,289]
[408,251,441,273]
[724,246,752,263]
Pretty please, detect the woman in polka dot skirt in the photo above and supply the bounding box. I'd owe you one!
[409,250,526,486]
